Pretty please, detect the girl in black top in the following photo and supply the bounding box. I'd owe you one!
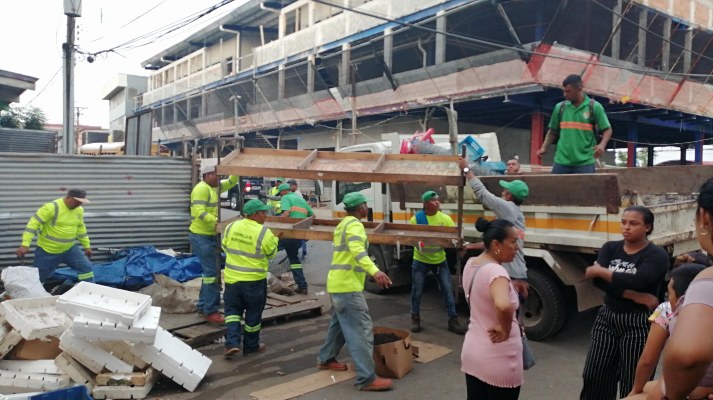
[580,206,670,400]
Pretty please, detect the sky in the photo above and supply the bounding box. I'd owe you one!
[2,0,245,128]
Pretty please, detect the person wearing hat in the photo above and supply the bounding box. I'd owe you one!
[458,158,530,298]
[409,190,467,335]
[16,188,95,284]
[190,162,239,324]
[222,199,278,358]
[286,179,303,198]
[277,183,314,295]
[268,178,285,214]
[317,192,394,392]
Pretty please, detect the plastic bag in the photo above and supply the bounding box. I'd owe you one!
[1,266,51,299]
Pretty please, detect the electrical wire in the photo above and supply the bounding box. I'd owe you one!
[26,66,63,106]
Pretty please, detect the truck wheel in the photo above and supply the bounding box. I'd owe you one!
[365,245,389,294]
[521,268,568,341]
[230,193,240,210]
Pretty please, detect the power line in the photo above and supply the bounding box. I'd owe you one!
[26,66,63,106]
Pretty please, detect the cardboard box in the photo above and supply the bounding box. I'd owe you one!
[372,327,414,379]
[8,337,61,360]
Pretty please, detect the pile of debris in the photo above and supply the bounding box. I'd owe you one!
[0,282,212,398]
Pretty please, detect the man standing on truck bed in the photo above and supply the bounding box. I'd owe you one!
[459,159,530,297]
[190,163,238,324]
[537,74,612,174]
[317,192,393,392]
[277,183,314,295]
[16,188,95,284]
[409,190,467,335]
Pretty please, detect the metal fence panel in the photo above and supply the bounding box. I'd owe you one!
[0,128,57,153]
[0,153,192,268]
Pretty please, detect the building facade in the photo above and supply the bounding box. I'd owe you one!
[102,74,149,142]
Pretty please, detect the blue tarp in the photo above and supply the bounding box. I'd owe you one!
[53,245,202,289]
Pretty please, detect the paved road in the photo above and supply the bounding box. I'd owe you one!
[154,212,597,399]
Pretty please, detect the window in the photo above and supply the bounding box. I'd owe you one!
[336,181,371,205]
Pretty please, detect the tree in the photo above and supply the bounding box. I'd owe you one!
[615,148,656,167]
[0,104,47,130]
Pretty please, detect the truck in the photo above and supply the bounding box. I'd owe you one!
[215,144,706,340]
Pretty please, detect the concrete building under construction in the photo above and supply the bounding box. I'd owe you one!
[136,0,713,166]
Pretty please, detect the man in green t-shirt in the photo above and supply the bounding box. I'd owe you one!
[537,74,612,174]
[278,183,314,295]
[409,190,466,335]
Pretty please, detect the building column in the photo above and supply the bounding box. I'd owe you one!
[695,131,704,164]
[662,17,671,72]
[611,0,622,59]
[637,9,647,66]
[383,28,393,70]
[307,55,315,93]
[278,64,285,100]
[530,110,544,165]
[435,11,446,65]
[684,29,693,72]
[627,122,638,167]
[339,43,351,89]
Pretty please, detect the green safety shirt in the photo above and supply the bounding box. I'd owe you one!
[548,95,611,166]
[409,211,454,264]
[280,192,314,218]
[189,176,238,236]
[222,218,278,283]
[326,216,380,293]
[21,198,90,254]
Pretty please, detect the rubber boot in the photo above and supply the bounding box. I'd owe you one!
[448,316,467,335]
[411,315,422,333]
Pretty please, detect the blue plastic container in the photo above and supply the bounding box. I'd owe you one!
[30,386,93,400]
[458,136,486,162]
[481,161,507,174]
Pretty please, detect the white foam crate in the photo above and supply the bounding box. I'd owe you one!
[130,327,212,392]
[72,306,160,344]
[0,392,43,400]
[0,369,70,392]
[57,282,152,326]
[95,341,148,370]
[0,329,22,360]
[0,297,70,340]
[0,360,61,375]
[54,352,95,391]
[58,329,133,374]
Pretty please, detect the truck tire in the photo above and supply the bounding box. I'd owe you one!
[521,268,568,341]
[365,245,389,294]
[230,192,240,210]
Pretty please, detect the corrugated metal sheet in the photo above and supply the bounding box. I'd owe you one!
[0,153,192,268]
[0,128,57,153]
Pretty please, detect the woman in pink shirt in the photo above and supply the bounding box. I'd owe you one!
[461,218,523,400]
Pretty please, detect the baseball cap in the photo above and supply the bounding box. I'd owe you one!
[68,188,90,204]
[275,177,284,182]
[499,180,529,201]
[343,192,368,209]
[200,161,217,175]
[243,199,271,216]
[421,190,438,202]
[287,179,297,184]
[277,183,291,192]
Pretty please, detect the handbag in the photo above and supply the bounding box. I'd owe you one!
[465,264,535,370]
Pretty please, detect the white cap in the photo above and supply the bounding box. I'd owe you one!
[200,160,217,175]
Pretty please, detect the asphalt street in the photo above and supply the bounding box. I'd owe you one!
[147,216,601,399]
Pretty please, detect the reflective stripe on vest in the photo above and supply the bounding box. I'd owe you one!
[33,213,45,224]
[289,206,308,214]
[51,201,59,226]
[419,245,442,253]
[333,219,359,251]
[225,225,269,272]
[45,235,75,243]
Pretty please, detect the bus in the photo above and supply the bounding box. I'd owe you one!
[79,142,170,156]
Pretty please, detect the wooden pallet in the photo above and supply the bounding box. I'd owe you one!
[160,294,323,348]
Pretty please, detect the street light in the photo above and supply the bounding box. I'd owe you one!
[229,95,241,137]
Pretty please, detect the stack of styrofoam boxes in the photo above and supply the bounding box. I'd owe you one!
[0,297,71,394]
[56,282,212,397]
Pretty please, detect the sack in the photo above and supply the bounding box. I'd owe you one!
[521,332,536,370]
[1,266,51,299]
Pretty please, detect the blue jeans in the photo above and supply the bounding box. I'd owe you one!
[190,233,221,315]
[551,162,595,174]
[34,245,94,283]
[318,292,376,388]
[224,279,267,352]
[283,238,307,289]
[411,260,457,318]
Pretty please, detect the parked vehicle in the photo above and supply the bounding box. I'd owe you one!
[222,177,265,211]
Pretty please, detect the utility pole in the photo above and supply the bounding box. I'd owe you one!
[75,106,86,149]
[62,1,81,154]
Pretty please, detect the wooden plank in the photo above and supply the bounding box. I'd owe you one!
[369,221,385,233]
[266,299,287,307]
[296,149,319,170]
[267,293,302,304]
[372,153,386,172]
[411,340,453,363]
[159,312,206,332]
[250,367,355,400]
[173,324,226,348]
[292,215,315,230]
[96,368,155,386]
[261,301,322,322]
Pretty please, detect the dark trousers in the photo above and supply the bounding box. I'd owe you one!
[224,279,267,352]
[580,305,650,400]
[283,238,307,289]
[465,374,520,400]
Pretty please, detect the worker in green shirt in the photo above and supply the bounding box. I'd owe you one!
[277,183,314,295]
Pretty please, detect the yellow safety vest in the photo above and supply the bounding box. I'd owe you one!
[222,218,278,283]
[269,186,281,212]
[21,198,90,254]
[190,176,238,235]
[327,216,380,293]
[409,211,454,264]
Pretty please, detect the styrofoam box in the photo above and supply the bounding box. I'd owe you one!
[72,306,160,344]
[0,329,22,360]
[0,297,70,340]
[58,329,133,374]
[0,369,70,392]
[0,361,61,375]
[0,391,43,399]
[57,282,151,326]
[130,327,212,392]
[54,353,95,391]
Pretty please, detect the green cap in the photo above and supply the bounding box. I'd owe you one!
[421,190,438,202]
[243,199,271,216]
[499,180,529,201]
[277,183,291,192]
[343,192,368,209]
[275,177,285,182]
